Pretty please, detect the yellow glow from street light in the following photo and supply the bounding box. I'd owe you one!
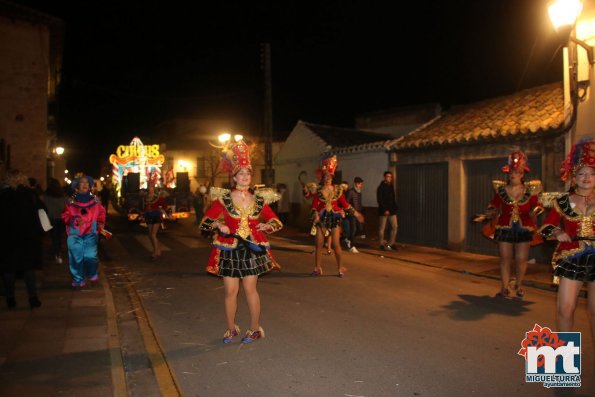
[234,134,243,142]
[177,159,190,171]
[64,169,69,174]
[55,146,65,155]
[549,0,583,30]
[218,133,231,143]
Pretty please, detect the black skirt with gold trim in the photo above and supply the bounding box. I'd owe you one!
[218,243,274,278]
[554,247,595,282]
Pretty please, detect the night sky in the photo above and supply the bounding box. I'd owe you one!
[12,0,564,174]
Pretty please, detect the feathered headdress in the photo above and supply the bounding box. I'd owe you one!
[561,137,595,181]
[219,139,252,175]
[315,154,338,180]
[501,150,530,173]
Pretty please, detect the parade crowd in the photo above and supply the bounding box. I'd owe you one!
[1,137,594,348]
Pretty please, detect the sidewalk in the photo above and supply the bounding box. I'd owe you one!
[0,246,124,397]
[0,223,572,397]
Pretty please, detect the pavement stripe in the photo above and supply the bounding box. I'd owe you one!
[123,269,182,397]
[101,272,128,397]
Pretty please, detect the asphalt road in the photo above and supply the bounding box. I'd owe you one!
[104,216,595,397]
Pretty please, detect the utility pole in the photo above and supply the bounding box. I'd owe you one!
[260,42,274,186]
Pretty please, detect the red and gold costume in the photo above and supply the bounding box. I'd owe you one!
[540,138,595,282]
[541,192,595,261]
[487,180,543,235]
[303,155,355,235]
[483,150,543,244]
[200,187,282,275]
[142,190,167,224]
[199,139,282,276]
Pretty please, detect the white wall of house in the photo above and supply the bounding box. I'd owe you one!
[274,122,328,204]
[336,151,390,207]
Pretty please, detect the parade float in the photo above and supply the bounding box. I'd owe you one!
[109,136,189,223]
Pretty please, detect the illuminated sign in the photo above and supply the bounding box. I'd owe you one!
[115,144,160,159]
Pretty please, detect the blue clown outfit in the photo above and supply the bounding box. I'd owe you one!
[61,176,106,288]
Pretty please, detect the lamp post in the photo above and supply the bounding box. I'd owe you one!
[47,145,66,183]
[548,0,595,144]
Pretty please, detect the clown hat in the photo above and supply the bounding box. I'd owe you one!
[71,174,94,190]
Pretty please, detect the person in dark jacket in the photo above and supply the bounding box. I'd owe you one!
[43,178,68,264]
[345,177,365,253]
[0,170,44,309]
[376,171,398,250]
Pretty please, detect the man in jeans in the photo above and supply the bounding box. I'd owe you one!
[376,171,398,250]
[345,177,365,253]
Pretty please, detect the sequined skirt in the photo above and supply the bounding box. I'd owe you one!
[318,210,343,230]
[144,210,163,225]
[218,243,274,278]
[493,222,533,243]
[554,247,595,282]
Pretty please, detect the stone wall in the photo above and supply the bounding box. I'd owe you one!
[0,16,50,187]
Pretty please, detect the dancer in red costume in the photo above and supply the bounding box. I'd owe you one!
[540,137,595,340]
[199,139,282,344]
[142,175,168,260]
[480,150,543,298]
[304,155,364,278]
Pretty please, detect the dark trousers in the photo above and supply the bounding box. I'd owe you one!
[2,270,38,299]
[50,218,64,257]
[348,215,364,240]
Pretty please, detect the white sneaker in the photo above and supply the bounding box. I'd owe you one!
[345,239,351,249]
[349,246,359,253]
[55,256,63,264]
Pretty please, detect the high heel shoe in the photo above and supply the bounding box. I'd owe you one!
[495,288,510,298]
[310,268,322,277]
[223,325,240,344]
[514,286,525,298]
[241,326,265,343]
[338,267,347,278]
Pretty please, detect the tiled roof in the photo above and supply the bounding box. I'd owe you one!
[301,121,393,153]
[390,82,568,150]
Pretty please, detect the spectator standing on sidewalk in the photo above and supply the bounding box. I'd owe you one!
[0,170,44,309]
[43,178,68,264]
[539,138,595,340]
[62,175,106,289]
[481,150,543,298]
[376,171,398,250]
[199,139,282,344]
[345,176,365,253]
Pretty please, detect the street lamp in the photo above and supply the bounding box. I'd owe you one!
[55,146,64,155]
[218,133,231,144]
[548,0,595,143]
